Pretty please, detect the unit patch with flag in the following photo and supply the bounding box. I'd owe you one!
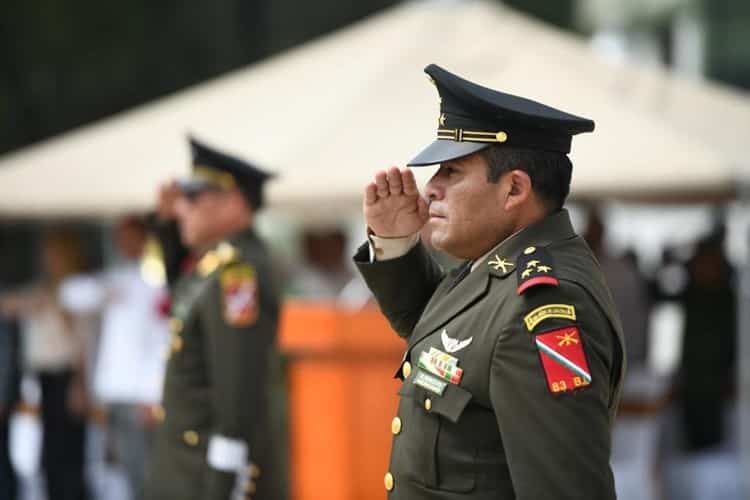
[534,326,591,394]
[220,264,259,327]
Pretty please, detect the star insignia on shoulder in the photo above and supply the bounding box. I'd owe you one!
[488,255,514,273]
[516,246,560,295]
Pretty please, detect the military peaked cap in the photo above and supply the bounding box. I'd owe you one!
[408,64,595,166]
[178,137,275,209]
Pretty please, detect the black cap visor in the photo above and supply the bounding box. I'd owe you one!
[176,178,223,197]
[407,139,489,167]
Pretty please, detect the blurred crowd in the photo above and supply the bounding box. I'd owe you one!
[0,205,741,500]
[584,212,739,500]
[0,219,169,500]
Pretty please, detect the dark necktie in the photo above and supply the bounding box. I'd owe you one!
[448,260,472,291]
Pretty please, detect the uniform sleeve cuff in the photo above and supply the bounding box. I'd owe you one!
[368,233,419,262]
[207,434,249,472]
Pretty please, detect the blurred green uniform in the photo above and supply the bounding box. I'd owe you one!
[145,226,279,500]
[144,138,280,500]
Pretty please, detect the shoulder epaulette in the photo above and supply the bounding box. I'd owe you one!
[197,242,241,277]
[516,245,559,295]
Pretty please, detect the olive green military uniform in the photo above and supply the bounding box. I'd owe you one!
[144,227,279,500]
[355,210,625,499]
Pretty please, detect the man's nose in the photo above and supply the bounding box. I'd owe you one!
[424,176,443,201]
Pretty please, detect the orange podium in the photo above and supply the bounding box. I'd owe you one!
[279,300,405,500]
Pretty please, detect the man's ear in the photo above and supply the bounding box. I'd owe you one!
[503,170,532,210]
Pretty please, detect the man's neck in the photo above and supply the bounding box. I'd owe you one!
[510,205,548,236]
[468,207,549,264]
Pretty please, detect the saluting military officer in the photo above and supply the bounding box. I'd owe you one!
[144,137,280,500]
[354,64,626,499]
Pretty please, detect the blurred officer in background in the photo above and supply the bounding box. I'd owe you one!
[354,64,625,499]
[143,138,280,500]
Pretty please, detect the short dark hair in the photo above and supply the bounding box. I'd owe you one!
[479,145,572,211]
[238,184,264,211]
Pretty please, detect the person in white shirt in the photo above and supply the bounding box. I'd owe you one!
[61,217,169,500]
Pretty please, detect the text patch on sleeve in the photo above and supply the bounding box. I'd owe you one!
[523,304,576,331]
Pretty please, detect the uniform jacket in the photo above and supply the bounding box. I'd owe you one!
[145,226,279,500]
[355,210,625,499]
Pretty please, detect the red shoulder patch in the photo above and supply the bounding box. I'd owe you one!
[221,264,259,327]
[535,326,591,394]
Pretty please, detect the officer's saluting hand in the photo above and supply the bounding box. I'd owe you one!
[363,167,428,238]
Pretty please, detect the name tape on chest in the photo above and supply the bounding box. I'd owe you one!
[535,326,591,394]
[413,370,449,396]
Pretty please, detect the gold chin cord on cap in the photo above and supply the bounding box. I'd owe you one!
[192,166,237,189]
[437,128,508,143]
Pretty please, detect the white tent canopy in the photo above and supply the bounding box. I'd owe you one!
[0,0,746,220]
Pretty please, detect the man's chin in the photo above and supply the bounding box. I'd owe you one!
[429,232,449,252]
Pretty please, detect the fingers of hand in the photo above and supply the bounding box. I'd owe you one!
[401,168,419,196]
[160,180,177,193]
[374,171,390,198]
[368,167,417,203]
[364,183,378,206]
[386,167,403,196]
[417,195,430,221]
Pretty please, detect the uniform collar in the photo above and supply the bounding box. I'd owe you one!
[408,210,576,349]
[470,227,523,272]
[195,227,255,277]
[226,226,257,248]
[482,209,576,278]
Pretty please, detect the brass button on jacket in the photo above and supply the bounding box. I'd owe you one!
[183,430,199,447]
[391,417,402,435]
[384,472,394,491]
[170,317,183,334]
[152,405,166,423]
[171,335,183,353]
